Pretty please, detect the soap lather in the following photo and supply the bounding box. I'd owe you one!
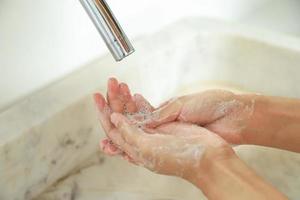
[79,0,135,61]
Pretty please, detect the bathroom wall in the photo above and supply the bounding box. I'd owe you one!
[0,0,299,112]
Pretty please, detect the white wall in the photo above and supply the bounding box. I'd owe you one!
[0,0,298,111]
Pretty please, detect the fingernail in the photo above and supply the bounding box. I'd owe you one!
[109,77,117,82]
[119,83,126,93]
[120,83,131,97]
[108,77,118,86]
[119,82,126,89]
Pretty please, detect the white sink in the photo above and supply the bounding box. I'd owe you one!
[1,18,300,200]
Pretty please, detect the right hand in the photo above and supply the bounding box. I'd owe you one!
[108,112,235,183]
[143,90,256,144]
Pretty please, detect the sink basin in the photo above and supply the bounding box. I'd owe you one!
[1,18,300,200]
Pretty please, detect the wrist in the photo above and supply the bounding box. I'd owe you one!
[240,94,300,151]
[227,93,258,145]
[193,150,287,200]
[193,148,237,188]
[241,94,274,145]
[189,144,236,188]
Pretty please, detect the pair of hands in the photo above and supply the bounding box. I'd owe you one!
[94,78,253,182]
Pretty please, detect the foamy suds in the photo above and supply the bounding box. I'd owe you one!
[125,111,159,129]
[179,144,204,163]
[103,105,112,115]
[138,140,206,177]
[214,100,241,118]
[214,97,256,134]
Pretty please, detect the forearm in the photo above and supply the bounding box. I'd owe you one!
[193,153,288,200]
[241,94,300,152]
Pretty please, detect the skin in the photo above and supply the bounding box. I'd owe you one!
[95,78,154,157]
[93,78,292,200]
[241,94,300,152]
[138,90,300,152]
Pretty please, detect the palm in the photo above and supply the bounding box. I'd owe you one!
[108,113,231,178]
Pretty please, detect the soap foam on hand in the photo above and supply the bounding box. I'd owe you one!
[123,94,159,129]
[125,110,158,129]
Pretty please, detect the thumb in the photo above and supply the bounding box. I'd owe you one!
[111,113,144,146]
[133,93,154,113]
[144,98,184,128]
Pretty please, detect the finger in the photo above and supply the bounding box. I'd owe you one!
[158,123,224,148]
[94,93,113,133]
[155,122,185,136]
[107,77,119,100]
[133,93,154,113]
[122,153,138,165]
[111,113,145,146]
[111,113,181,171]
[119,83,137,113]
[94,93,106,110]
[156,122,203,137]
[100,139,122,156]
[110,119,165,171]
[99,138,109,151]
[107,78,124,113]
[109,99,124,113]
[144,98,183,128]
[104,144,122,155]
[108,128,141,161]
[119,83,131,101]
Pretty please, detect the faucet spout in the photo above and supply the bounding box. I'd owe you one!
[79,0,135,61]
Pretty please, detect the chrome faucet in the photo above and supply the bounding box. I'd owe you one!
[79,0,135,61]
